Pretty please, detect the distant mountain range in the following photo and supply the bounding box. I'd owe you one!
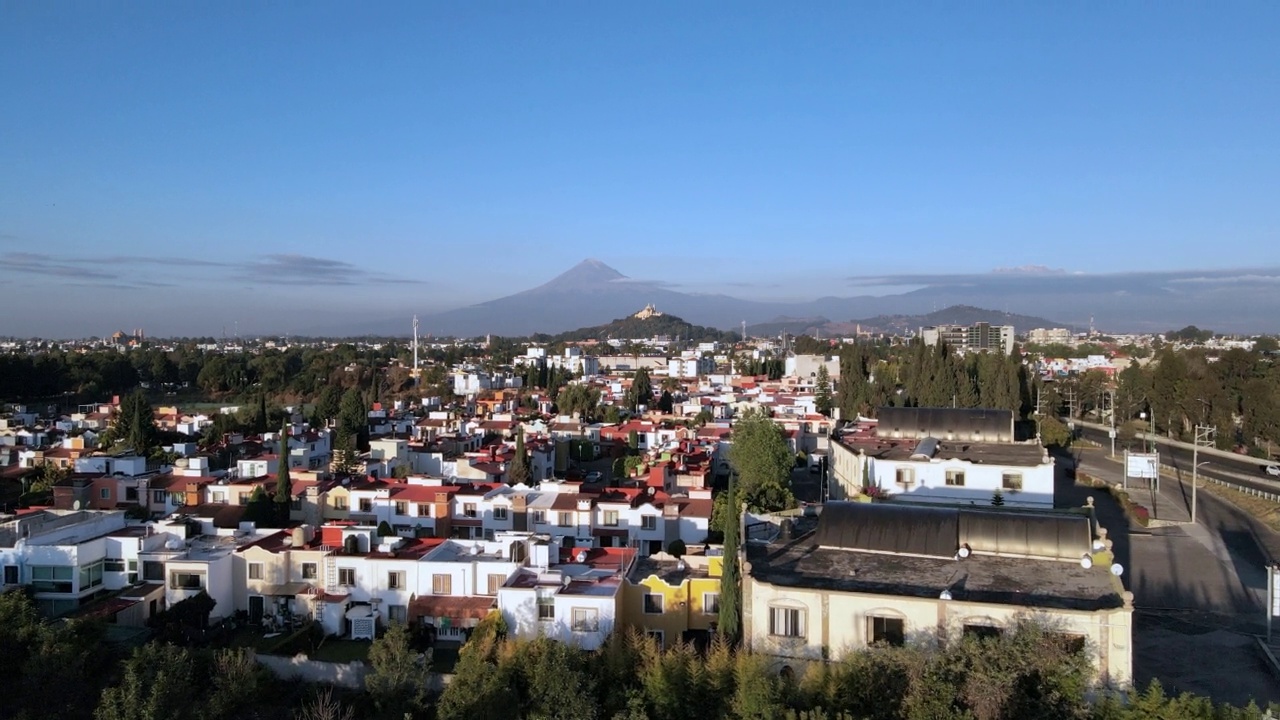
[342,259,1279,337]
[746,306,1077,338]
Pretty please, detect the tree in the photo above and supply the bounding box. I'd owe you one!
[628,430,640,451]
[243,486,275,528]
[377,520,395,537]
[627,368,653,411]
[274,422,292,525]
[719,472,742,645]
[657,389,675,414]
[728,409,796,515]
[112,389,158,456]
[365,622,428,719]
[666,539,686,558]
[96,643,197,720]
[991,489,1005,507]
[814,364,833,417]
[337,388,369,453]
[508,427,531,485]
[1038,416,1071,449]
[437,631,515,720]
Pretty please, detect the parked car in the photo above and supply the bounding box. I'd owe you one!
[1263,464,1280,478]
[585,471,603,482]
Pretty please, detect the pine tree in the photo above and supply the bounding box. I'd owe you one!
[814,364,833,417]
[275,421,292,524]
[719,472,742,645]
[991,489,1005,506]
[507,427,531,485]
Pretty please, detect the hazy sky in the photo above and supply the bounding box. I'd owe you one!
[2,2,1278,337]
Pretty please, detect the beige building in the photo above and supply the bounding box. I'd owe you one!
[742,503,1132,687]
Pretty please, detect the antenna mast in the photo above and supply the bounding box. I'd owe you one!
[412,315,420,381]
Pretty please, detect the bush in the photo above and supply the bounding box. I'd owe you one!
[666,539,686,558]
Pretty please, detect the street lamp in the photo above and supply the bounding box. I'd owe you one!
[1191,461,1209,525]
[1138,411,1153,453]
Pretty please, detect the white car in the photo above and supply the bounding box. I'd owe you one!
[585,471,603,482]
[1264,464,1280,478]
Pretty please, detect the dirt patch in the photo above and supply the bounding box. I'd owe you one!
[1199,482,1280,534]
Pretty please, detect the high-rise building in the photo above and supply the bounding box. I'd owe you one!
[920,322,1015,354]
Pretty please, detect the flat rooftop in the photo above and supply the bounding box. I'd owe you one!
[629,555,710,585]
[746,534,1125,612]
[836,436,1047,467]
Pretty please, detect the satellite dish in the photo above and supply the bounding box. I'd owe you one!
[575,550,588,563]
[1092,540,1105,552]
[470,544,481,555]
[1110,563,1124,577]
[956,544,971,559]
[939,590,952,601]
[73,500,82,510]
[1080,554,1094,569]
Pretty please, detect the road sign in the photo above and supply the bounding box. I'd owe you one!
[1109,429,1117,439]
[1126,453,1160,479]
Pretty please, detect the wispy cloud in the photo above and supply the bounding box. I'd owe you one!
[846,267,1280,290]
[0,251,420,288]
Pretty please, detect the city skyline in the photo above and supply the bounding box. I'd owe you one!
[2,3,1278,336]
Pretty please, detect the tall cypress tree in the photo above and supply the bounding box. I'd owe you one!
[275,420,292,525]
[718,472,741,645]
[507,427,531,485]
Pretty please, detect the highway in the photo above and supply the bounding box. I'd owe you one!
[1075,424,1280,497]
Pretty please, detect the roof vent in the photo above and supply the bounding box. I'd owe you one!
[575,550,588,563]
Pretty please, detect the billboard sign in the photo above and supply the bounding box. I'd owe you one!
[1126,453,1160,479]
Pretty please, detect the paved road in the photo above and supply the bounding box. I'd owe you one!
[1067,448,1270,619]
[1077,425,1280,497]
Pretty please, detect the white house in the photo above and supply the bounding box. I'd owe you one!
[498,545,635,651]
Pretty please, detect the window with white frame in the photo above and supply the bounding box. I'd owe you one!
[769,606,805,638]
[945,470,965,487]
[602,510,619,526]
[417,503,431,517]
[99,487,110,499]
[338,568,355,586]
[302,563,317,579]
[537,591,555,621]
[170,571,204,590]
[248,563,263,580]
[532,510,546,524]
[572,607,599,632]
[895,468,915,487]
[643,593,664,614]
[333,497,348,510]
[394,501,407,515]
[1002,473,1023,491]
[486,573,505,595]
[703,592,720,614]
[359,498,373,513]
[388,571,405,590]
[641,515,657,531]
[153,490,166,503]
[387,604,407,623]
[868,616,905,646]
[493,506,508,521]
[558,512,572,527]
[463,503,477,518]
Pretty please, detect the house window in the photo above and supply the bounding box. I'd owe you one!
[432,574,452,595]
[388,571,405,590]
[238,492,250,505]
[537,592,555,621]
[395,501,408,515]
[248,563,263,580]
[963,624,1002,641]
[142,561,164,582]
[493,506,508,521]
[334,497,348,510]
[1048,633,1087,654]
[463,503,477,518]
[895,468,915,487]
[769,606,805,638]
[153,490,166,503]
[869,616,905,646]
[3,565,17,585]
[417,503,431,517]
[302,563,317,579]
[703,592,720,614]
[558,512,572,527]
[641,515,657,531]
[602,510,619,527]
[30,566,73,593]
[945,470,965,487]
[99,487,111,499]
[388,604,407,624]
[79,561,104,590]
[643,593,664,614]
[532,510,546,524]
[572,607,599,633]
[104,559,126,572]
[359,498,373,513]
[1002,473,1023,491]
[338,568,355,586]
[170,571,204,590]
[486,573,505,595]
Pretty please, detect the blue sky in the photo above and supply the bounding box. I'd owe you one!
[2,2,1278,336]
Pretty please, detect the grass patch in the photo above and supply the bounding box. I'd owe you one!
[1199,481,1280,533]
[310,639,372,664]
[1079,473,1150,527]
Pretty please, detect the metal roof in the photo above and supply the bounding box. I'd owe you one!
[813,502,1093,562]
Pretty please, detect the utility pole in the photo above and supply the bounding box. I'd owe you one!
[1107,389,1117,457]
[1192,424,1215,524]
